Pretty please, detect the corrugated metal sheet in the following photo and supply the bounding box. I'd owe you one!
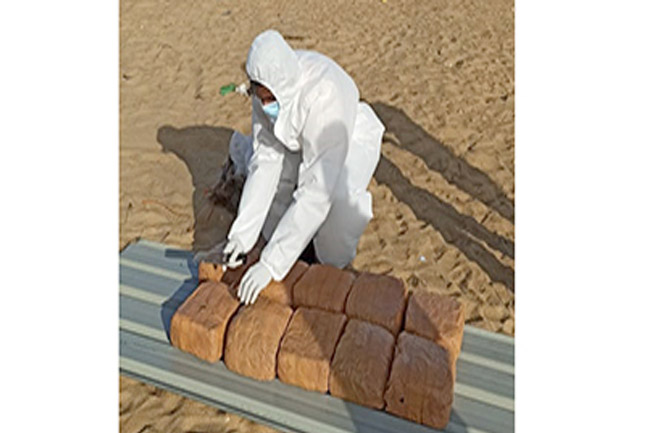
[119,240,514,433]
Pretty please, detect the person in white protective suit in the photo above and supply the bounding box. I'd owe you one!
[222,29,385,304]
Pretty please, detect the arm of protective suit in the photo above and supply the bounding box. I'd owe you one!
[260,91,356,281]
[227,100,285,253]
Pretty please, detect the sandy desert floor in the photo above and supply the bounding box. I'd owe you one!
[120,0,514,431]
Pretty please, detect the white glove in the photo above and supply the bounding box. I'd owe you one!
[223,239,245,269]
[238,261,273,305]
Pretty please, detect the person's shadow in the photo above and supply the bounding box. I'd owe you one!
[370,102,514,292]
[156,125,236,254]
[371,102,514,223]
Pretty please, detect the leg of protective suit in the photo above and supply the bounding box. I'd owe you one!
[313,103,384,268]
[228,131,254,176]
[313,191,374,268]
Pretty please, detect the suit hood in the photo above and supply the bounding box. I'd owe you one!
[246,30,302,151]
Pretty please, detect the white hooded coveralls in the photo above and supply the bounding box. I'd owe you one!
[227,30,385,281]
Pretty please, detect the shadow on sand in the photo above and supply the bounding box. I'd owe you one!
[371,102,514,223]
[370,103,514,292]
[156,125,236,254]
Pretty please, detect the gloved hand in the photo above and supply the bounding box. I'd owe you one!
[223,238,245,269]
[238,261,273,305]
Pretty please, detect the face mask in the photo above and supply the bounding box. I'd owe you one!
[262,100,280,122]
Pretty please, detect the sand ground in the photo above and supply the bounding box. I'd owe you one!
[120,0,514,431]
